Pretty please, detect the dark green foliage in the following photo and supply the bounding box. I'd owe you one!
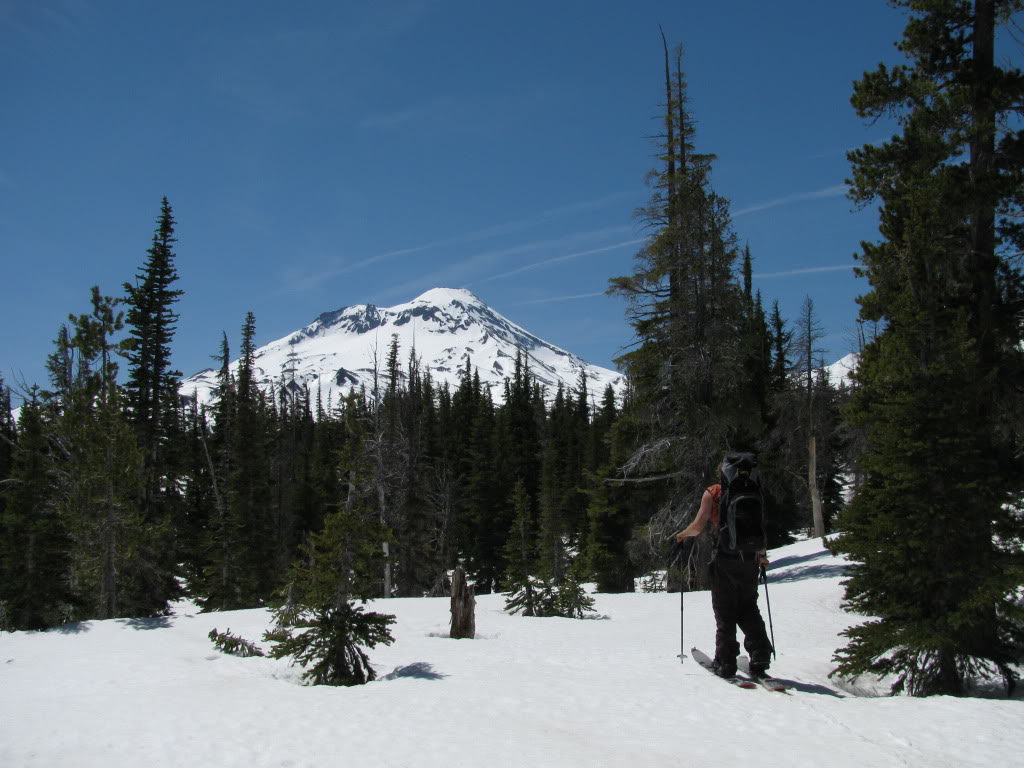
[607,35,805,587]
[0,392,73,630]
[123,197,184,440]
[208,627,265,657]
[552,554,595,619]
[763,298,842,541]
[835,323,1024,694]
[266,600,395,686]
[0,378,14,518]
[832,0,1024,696]
[45,289,156,621]
[503,479,538,616]
[199,312,278,609]
[264,428,395,685]
[462,372,504,593]
[584,467,635,592]
[122,197,185,614]
[504,475,596,619]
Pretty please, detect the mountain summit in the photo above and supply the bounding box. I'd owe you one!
[181,288,624,406]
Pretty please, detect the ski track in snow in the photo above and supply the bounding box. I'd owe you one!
[1,538,1020,768]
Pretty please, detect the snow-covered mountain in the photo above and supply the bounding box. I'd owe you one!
[180,287,625,407]
[826,352,858,386]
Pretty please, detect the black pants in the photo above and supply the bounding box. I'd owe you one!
[710,555,773,666]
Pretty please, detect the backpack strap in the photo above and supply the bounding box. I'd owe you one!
[707,484,722,528]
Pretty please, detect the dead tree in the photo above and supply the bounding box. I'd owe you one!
[449,566,475,639]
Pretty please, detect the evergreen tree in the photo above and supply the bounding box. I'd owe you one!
[264,407,395,685]
[759,301,802,547]
[503,478,538,616]
[122,197,184,612]
[199,314,275,608]
[178,394,215,586]
[768,300,792,396]
[554,552,595,619]
[583,466,634,593]
[198,333,247,609]
[0,378,14,515]
[45,289,148,619]
[609,34,750,579]
[0,390,72,630]
[231,312,276,602]
[832,0,1024,695]
[465,383,503,592]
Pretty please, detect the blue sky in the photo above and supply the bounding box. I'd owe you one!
[2,1,928,398]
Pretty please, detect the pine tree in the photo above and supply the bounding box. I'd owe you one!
[199,314,276,608]
[832,0,1024,695]
[122,197,184,612]
[583,467,634,593]
[554,552,595,619]
[264,389,396,686]
[231,312,276,602]
[0,378,14,511]
[760,301,802,546]
[264,494,395,685]
[609,33,749,576]
[198,333,248,610]
[0,390,73,630]
[503,478,538,616]
[178,394,214,586]
[45,289,148,620]
[768,300,792,396]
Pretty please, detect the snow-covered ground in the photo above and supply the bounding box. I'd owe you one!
[1,539,1019,767]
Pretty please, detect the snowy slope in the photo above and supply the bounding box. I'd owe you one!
[179,288,625,407]
[1,539,1019,768]
[826,352,858,387]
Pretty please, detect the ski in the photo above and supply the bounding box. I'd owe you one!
[737,656,789,693]
[690,647,757,689]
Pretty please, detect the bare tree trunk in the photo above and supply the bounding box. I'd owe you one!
[809,435,824,538]
[449,566,475,639]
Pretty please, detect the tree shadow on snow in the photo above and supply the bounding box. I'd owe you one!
[768,549,832,569]
[765,550,848,584]
[381,662,448,681]
[117,616,173,630]
[770,677,846,698]
[52,621,92,634]
[765,563,849,583]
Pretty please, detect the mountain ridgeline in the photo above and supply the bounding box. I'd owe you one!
[180,288,624,407]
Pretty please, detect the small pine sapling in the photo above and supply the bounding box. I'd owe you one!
[554,554,596,619]
[502,479,538,617]
[264,480,395,686]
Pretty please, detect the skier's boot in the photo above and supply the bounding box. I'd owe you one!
[712,659,737,679]
[749,652,771,678]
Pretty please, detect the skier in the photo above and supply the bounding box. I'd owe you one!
[673,453,773,679]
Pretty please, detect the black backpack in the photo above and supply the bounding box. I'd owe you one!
[716,453,766,554]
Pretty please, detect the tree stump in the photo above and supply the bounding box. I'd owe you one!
[449,566,476,639]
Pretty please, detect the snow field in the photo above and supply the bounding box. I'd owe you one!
[1,539,1020,768]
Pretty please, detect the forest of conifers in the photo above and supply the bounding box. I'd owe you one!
[2,2,1023,697]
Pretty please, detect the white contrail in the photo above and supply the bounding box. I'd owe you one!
[753,264,852,278]
[734,184,847,217]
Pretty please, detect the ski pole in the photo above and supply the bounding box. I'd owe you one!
[760,565,777,658]
[668,538,691,663]
[680,561,685,664]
